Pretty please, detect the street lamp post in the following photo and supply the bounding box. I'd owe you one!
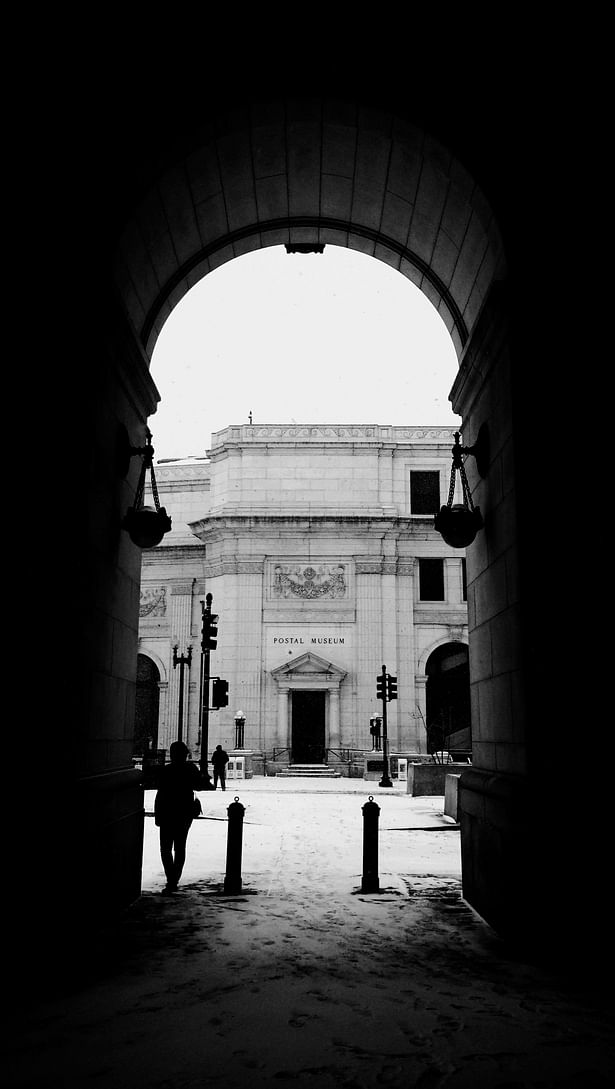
[172,644,192,743]
[234,711,246,750]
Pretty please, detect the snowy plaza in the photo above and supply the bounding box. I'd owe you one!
[7,778,614,1088]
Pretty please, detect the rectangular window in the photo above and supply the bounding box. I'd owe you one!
[410,471,440,514]
[461,558,467,601]
[419,558,445,601]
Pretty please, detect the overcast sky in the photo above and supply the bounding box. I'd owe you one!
[149,245,461,462]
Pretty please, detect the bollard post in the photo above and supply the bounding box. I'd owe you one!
[361,795,380,893]
[224,796,245,894]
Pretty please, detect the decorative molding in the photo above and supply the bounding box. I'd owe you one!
[209,424,458,449]
[355,558,415,576]
[271,650,347,682]
[204,559,265,578]
[140,545,207,564]
[355,560,384,575]
[397,561,415,577]
[170,580,196,595]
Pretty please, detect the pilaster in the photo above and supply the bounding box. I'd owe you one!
[163,580,196,750]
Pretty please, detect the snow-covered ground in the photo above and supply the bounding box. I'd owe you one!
[7,779,614,1088]
[141,779,460,894]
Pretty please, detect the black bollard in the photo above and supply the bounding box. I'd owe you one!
[361,795,380,893]
[224,796,245,894]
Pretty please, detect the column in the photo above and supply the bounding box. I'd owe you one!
[356,560,384,749]
[396,558,415,752]
[166,580,195,750]
[415,675,428,754]
[277,687,290,752]
[381,546,398,742]
[445,557,464,603]
[328,687,341,751]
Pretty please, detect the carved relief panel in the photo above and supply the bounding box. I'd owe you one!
[272,563,348,601]
[265,560,355,623]
[139,586,167,617]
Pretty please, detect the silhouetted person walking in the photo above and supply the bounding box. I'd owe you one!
[211,744,229,790]
[154,741,203,893]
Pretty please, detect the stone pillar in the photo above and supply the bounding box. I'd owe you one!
[277,687,290,752]
[445,558,464,604]
[355,562,383,749]
[381,550,398,742]
[396,558,415,751]
[328,687,341,751]
[158,681,169,750]
[414,675,428,754]
[165,580,195,751]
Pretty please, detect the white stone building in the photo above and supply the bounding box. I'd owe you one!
[137,424,470,775]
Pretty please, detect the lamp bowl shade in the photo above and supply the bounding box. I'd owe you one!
[122,506,172,549]
[434,504,483,549]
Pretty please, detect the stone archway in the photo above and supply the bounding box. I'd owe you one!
[105,98,521,949]
[28,66,609,975]
[113,100,506,364]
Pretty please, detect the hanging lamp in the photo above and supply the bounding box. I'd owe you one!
[434,427,488,549]
[121,427,172,549]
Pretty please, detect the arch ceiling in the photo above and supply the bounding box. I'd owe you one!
[114,99,506,362]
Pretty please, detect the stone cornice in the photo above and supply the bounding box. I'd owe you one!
[189,514,439,540]
[141,545,206,565]
[204,559,266,577]
[355,558,416,575]
[208,424,458,455]
[152,462,211,484]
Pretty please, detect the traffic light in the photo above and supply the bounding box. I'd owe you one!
[376,674,386,701]
[387,674,398,701]
[212,677,229,708]
[202,612,218,651]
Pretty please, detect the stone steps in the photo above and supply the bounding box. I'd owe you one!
[276,765,342,778]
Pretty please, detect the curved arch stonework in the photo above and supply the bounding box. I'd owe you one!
[417,633,469,677]
[114,99,506,361]
[136,642,169,684]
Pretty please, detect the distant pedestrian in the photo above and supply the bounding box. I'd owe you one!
[154,741,203,894]
[211,744,229,790]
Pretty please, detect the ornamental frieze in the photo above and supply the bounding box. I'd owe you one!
[210,424,456,447]
[139,586,167,617]
[273,564,347,600]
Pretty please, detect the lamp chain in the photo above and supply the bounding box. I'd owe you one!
[446,434,477,512]
[132,429,163,513]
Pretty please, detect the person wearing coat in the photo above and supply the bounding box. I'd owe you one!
[154,741,203,893]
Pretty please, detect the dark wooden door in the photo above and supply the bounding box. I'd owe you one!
[291,691,326,763]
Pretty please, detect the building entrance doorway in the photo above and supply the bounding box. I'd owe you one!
[134,654,160,756]
[425,643,471,759]
[292,691,326,763]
